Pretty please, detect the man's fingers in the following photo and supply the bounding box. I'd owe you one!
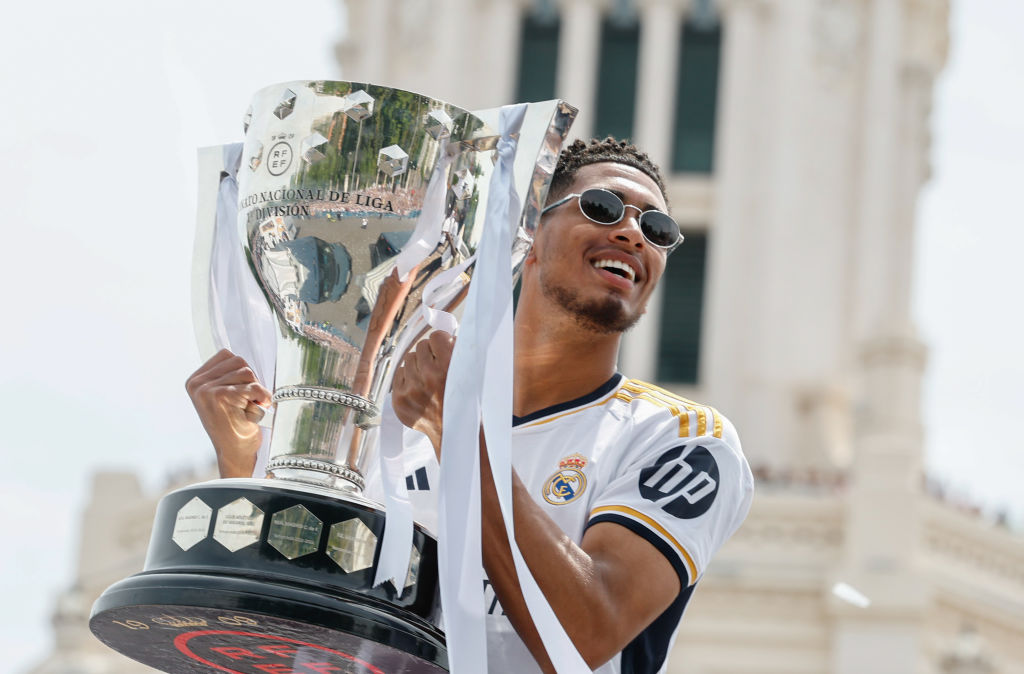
[192,378,270,415]
[428,330,455,359]
[191,363,259,399]
[431,329,455,346]
[412,343,431,371]
[187,351,260,393]
[242,381,273,406]
[223,382,272,411]
[243,400,267,424]
[205,357,258,384]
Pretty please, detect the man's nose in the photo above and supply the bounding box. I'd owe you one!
[608,213,645,249]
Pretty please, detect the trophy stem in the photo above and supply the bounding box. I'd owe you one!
[266,387,380,492]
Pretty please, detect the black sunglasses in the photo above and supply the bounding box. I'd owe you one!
[541,188,683,251]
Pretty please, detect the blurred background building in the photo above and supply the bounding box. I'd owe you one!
[28,0,1024,672]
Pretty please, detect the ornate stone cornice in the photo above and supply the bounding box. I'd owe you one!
[924,498,1024,592]
[727,490,845,554]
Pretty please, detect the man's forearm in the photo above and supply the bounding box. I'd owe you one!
[477,432,673,671]
[479,442,559,672]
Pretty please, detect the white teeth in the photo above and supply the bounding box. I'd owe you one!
[592,258,636,282]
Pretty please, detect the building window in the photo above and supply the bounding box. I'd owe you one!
[594,16,640,141]
[671,21,722,173]
[657,231,707,383]
[515,10,560,103]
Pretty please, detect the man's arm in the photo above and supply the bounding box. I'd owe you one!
[393,333,681,671]
[479,445,680,671]
[186,348,272,478]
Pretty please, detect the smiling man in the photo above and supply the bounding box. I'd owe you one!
[188,137,753,674]
[390,137,754,673]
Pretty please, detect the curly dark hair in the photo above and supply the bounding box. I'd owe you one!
[548,136,668,210]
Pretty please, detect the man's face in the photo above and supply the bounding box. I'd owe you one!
[527,162,670,334]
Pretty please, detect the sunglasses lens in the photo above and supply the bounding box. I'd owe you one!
[574,188,680,249]
[640,211,680,248]
[578,189,623,224]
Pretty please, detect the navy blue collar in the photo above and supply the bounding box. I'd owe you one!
[512,373,623,427]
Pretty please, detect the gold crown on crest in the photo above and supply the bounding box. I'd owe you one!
[558,453,587,470]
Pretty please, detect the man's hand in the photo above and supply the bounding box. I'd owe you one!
[391,331,455,456]
[186,349,271,478]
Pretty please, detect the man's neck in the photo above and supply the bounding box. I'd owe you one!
[511,312,621,419]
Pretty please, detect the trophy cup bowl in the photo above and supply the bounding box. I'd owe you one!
[89,81,575,674]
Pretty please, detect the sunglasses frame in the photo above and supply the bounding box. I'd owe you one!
[540,188,683,251]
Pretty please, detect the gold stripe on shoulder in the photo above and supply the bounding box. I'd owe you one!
[623,379,724,439]
[626,379,703,407]
[616,387,691,436]
[590,505,698,586]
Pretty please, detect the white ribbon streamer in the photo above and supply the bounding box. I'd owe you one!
[373,397,415,588]
[394,136,453,282]
[210,144,277,386]
[372,137,451,588]
[438,104,590,673]
[373,255,474,588]
[210,143,277,476]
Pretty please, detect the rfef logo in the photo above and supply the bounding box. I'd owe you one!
[267,142,294,176]
[173,630,384,674]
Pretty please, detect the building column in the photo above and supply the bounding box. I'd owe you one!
[700,0,766,417]
[887,69,932,332]
[478,0,527,106]
[831,333,929,674]
[336,0,393,82]
[850,0,903,342]
[619,1,682,383]
[555,0,602,139]
[831,2,932,671]
[633,0,683,169]
[428,0,472,105]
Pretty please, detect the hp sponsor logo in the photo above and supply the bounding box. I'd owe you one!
[638,445,719,519]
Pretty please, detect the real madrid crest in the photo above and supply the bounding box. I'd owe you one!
[542,453,588,505]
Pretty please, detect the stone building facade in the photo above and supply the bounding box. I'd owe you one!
[29,0,1024,672]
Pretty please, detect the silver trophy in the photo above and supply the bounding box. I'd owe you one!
[246,81,502,491]
[90,81,575,673]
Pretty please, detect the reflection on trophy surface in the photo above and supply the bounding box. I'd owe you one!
[88,80,575,674]
[241,81,493,492]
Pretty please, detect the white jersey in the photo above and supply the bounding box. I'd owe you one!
[368,374,754,674]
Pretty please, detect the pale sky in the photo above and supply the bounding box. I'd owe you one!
[914,0,1024,525]
[1,1,1021,672]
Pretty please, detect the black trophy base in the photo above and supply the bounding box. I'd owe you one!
[91,573,446,673]
[89,479,446,673]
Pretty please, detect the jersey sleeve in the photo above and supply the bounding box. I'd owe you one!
[585,416,754,588]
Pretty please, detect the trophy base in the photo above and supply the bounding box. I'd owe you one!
[90,572,447,673]
[89,479,446,673]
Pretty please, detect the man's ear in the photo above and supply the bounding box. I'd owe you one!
[523,223,543,265]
